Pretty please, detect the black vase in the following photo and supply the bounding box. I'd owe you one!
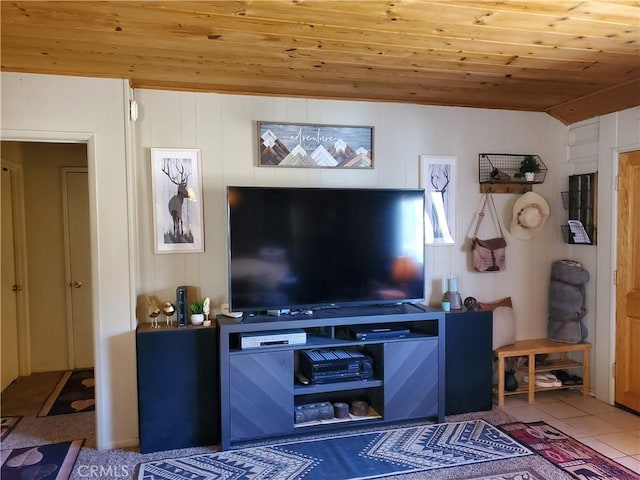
[504,371,518,392]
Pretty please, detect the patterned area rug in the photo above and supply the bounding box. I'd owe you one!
[460,470,543,480]
[136,419,532,480]
[499,421,640,480]
[38,369,95,417]
[0,417,22,441]
[0,439,83,480]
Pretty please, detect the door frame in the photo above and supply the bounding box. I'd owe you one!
[609,145,640,403]
[61,166,90,369]
[1,159,31,376]
[1,131,102,445]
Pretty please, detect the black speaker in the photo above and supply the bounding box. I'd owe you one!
[176,285,188,327]
[136,326,219,452]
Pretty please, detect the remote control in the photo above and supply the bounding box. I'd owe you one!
[221,303,243,318]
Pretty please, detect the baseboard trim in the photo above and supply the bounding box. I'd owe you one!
[100,438,139,451]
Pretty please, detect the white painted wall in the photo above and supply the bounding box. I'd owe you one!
[1,73,137,449]
[2,71,634,448]
[133,89,571,343]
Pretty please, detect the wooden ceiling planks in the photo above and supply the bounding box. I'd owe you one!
[1,1,638,124]
[5,27,635,84]
[546,78,640,124]
[4,2,636,63]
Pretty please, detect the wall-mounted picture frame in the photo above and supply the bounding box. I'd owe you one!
[257,121,373,168]
[151,148,204,253]
[419,155,457,245]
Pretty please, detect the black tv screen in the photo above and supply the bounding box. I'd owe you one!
[227,186,425,312]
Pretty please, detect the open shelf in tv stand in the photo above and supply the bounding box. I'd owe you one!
[217,304,445,450]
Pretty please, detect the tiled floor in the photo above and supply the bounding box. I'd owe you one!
[500,388,640,474]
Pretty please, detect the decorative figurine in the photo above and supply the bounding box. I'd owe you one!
[203,297,211,326]
[203,297,211,320]
[162,302,176,327]
[464,296,478,311]
[146,296,161,328]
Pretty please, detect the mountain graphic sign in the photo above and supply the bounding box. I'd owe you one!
[258,122,373,168]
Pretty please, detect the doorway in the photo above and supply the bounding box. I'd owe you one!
[2,165,21,390]
[615,150,640,414]
[0,142,93,375]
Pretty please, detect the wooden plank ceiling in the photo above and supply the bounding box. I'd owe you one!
[1,1,639,124]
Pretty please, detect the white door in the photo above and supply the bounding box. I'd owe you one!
[1,166,20,390]
[63,169,94,369]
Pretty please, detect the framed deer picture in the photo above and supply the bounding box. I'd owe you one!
[419,155,457,245]
[151,148,204,253]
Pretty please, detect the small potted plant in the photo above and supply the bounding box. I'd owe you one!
[189,300,205,325]
[441,294,451,312]
[519,155,541,182]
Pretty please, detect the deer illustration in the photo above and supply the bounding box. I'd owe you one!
[430,165,451,239]
[431,164,450,195]
[162,160,195,240]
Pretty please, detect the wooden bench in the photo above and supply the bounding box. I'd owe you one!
[494,338,590,406]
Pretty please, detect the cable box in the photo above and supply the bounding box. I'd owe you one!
[240,329,307,349]
[346,324,410,341]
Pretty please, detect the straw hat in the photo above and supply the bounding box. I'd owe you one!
[510,191,550,240]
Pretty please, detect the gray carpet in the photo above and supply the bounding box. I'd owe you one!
[1,372,95,450]
[1,372,573,480]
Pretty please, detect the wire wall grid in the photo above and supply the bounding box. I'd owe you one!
[479,153,547,185]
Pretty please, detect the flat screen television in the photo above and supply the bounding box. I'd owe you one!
[227,186,425,312]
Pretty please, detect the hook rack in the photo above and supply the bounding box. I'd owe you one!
[480,184,533,194]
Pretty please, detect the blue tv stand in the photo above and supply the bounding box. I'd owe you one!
[218,304,445,450]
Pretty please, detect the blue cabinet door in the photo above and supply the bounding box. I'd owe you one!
[445,310,492,414]
[384,338,439,421]
[136,326,219,453]
[229,350,293,441]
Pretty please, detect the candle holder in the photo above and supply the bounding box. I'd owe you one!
[443,277,462,310]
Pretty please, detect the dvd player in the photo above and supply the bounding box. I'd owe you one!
[240,329,307,349]
[346,324,410,341]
